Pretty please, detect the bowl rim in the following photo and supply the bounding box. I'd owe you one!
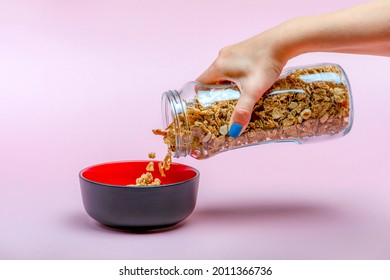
[79,160,200,189]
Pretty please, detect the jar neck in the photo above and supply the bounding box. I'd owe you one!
[161,89,190,158]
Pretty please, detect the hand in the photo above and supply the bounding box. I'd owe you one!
[196,0,390,138]
[196,30,288,138]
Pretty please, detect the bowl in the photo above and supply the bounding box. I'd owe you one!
[79,160,200,230]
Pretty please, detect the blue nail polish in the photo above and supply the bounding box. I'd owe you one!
[228,123,242,138]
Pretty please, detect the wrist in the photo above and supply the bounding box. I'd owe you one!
[274,16,316,60]
[249,17,312,66]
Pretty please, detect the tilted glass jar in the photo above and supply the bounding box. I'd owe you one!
[159,63,353,159]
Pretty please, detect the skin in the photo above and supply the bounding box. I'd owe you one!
[196,0,390,137]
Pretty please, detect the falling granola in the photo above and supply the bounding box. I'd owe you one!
[128,150,172,186]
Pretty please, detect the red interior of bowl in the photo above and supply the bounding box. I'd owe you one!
[80,161,198,186]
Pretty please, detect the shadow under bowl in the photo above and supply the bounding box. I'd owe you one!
[79,161,200,230]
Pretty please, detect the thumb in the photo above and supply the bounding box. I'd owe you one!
[228,92,257,138]
[228,63,282,138]
[228,75,268,138]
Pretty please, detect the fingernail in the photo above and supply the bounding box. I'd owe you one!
[228,123,242,138]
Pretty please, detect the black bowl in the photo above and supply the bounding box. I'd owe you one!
[79,161,200,230]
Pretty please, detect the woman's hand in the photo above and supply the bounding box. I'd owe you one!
[196,0,390,138]
[196,30,289,138]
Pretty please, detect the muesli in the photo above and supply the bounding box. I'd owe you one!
[128,150,172,186]
[154,65,351,159]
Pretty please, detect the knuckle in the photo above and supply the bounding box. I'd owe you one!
[233,106,252,124]
[218,46,230,58]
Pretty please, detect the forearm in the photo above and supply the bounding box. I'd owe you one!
[197,1,390,137]
[276,0,390,60]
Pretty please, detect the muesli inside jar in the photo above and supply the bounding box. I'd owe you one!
[154,64,353,159]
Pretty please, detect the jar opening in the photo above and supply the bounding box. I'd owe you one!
[161,90,189,158]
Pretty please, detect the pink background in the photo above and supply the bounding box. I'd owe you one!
[1,0,389,259]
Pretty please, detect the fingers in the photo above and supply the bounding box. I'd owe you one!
[196,60,236,85]
[196,63,220,84]
[228,62,283,138]
[198,67,272,139]
[196,47,243,85]
[228,81,259,138]
[196,45,284,139]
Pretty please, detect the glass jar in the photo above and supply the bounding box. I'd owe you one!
[159,63,353,159]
